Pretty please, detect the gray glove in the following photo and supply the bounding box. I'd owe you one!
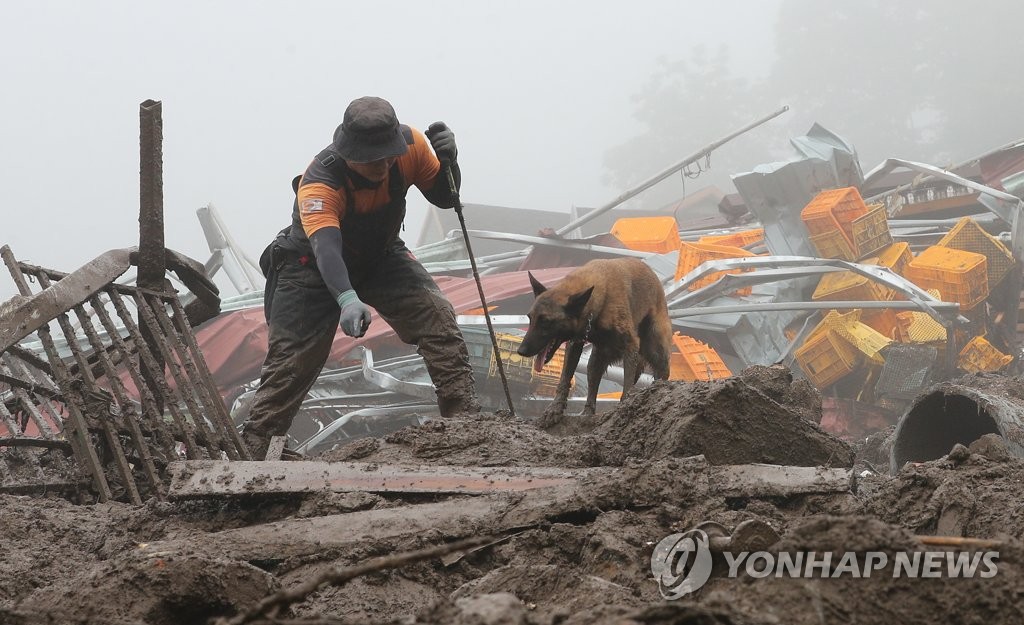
[426,121,457,164]
[336,290,371,338]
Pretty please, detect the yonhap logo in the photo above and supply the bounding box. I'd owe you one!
[650,525,1000,600]
[650,529,713,598]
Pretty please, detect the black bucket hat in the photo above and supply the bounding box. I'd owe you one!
[332,96,409,163]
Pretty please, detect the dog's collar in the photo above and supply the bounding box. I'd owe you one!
[584,313,594,341]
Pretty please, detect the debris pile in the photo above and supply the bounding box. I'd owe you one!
[4,102,1024,625]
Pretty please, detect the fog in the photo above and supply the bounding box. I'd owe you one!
[0,1,779,298]
[2,1,1022,301]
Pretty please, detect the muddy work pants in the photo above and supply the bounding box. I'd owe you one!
[244,243,478,439]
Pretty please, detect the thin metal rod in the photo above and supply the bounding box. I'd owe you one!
[35,272,141,504]
[0,357,58,437]
[135,291,217,458]
[446,167,516,416]
[70,300,162,496]
[99,289,182,455]
[112,288,202,458]
[0,246,112,501]
[556,105,790,236]
[166,294,250,459]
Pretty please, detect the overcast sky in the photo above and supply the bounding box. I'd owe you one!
[0,1,780,300]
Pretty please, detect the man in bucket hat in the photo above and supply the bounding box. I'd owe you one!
[241,96,480,459]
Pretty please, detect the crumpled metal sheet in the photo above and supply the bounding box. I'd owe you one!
[731,124,863,261]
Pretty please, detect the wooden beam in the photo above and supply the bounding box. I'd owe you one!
[167,460,580,498]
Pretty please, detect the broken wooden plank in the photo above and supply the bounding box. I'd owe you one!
[142,494,521,563]
[264,436,287,462]
[709,463,853,497]
[167,460,581,498]
[0,247,132,352]
[145,459,711,563]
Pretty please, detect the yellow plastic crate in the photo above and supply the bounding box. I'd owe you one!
[611,217,682,253]
[670,333,732,381]
[958,336,1013,373]
[825,310,890,366]
[851,203,893,259]
[698,228,765,248]
[937,217,1015,289]
[809,230,857,261]
[905,246,989,311]
[812,271,887,302]
[794,328,860,389]
[489,333,567,393]
[894,311,947,343]
[674,241,756,293]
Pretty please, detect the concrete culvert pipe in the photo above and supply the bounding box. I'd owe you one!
[890,382,1024,472]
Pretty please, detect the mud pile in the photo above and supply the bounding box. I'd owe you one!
[325,366,852,469]
[592,366,851,467]
[3,369,1024,625]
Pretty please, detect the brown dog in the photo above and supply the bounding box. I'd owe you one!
[517,258,672,422]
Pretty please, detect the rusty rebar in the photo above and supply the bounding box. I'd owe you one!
[142,291,231,458]
[111,288,203,458]
[70,299,162,497]
[35,272,141,504]
[166,295,250,459]
[0,246,112,501]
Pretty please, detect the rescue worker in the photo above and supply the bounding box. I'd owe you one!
[241,96,480,459]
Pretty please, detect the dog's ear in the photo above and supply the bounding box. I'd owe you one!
[528,272,547,297]
[564,286,594,318]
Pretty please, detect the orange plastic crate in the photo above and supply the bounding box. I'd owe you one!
[611,216,681,253]
[937,217,1015,289]
[905,246,989,311]
[873,242,912,275]
[670,333,732,381]
[794,328,860,389]
[861,308,899,339]
[850,203,892,259]
[674,241,756,294]
[801,187,869,242]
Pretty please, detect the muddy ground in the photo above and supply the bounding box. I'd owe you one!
[2,366,1023,624]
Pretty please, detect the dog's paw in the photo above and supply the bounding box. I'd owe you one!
[580,404,597,417]
[536,406,566,429]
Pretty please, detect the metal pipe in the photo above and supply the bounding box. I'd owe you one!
[556,105,789,236]
[139,99,166,409]
[138,99,165,285]
[890,382,1024,472]
[670,300,961,317]
[865,138,1024,205]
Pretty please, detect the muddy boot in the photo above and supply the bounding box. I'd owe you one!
[241,429,271,461]
[437,393,481,418]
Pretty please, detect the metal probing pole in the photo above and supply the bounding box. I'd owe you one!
[444,167,517,417]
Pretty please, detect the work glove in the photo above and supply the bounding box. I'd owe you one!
[426,121,457,165]
[336,290,372,338]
